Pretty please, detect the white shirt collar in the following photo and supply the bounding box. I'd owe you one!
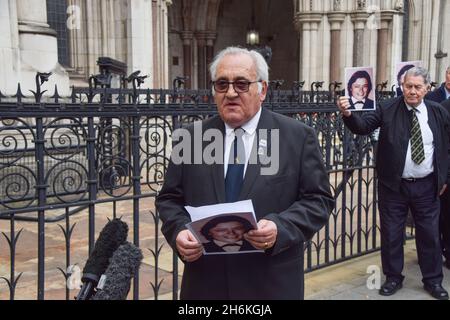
[224,107,262,136]
[444,86,450,99]
[405,100,426,113]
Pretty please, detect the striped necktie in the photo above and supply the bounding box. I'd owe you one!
[410,109,425,165]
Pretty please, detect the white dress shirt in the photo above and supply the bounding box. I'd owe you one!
[402,101,434,179]
[224,108,261,177]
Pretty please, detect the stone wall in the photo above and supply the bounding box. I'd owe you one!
[0,0,171,95]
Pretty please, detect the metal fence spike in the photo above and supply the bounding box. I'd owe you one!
[51,85,61,103]
[13,83,25,103]
[70,85,77,103]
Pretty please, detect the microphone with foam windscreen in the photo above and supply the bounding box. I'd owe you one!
[76,218,129,300]
[92,242,143,300]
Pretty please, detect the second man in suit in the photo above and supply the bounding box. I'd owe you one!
[338,67,450,300]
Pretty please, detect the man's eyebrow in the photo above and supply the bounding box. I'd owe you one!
[216,76,251,81]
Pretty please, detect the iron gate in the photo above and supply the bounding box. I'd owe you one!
[0,74,395,300]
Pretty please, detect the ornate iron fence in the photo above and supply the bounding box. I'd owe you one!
[0,73,395,300]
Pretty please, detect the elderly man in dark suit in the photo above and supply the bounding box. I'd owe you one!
[156,47,334,300]
[338,67,450,300]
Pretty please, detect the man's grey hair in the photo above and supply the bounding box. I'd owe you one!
[404,67,431,85]
[209,47,269,94]
[447,66,450,73]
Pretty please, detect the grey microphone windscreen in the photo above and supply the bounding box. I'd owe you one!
[92,242,143,300]
[76,218,128,300]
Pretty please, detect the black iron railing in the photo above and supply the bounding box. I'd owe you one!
[0,73,396,300]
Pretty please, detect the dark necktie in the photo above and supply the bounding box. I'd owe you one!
[225,128,245,203]
[410,109,425,164]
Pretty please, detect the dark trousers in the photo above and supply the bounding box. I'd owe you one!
[378,174,443,285]
[440,188,450,260]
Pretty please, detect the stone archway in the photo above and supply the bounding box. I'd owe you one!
[167,0,221,88]
[168,0,299,89]
[214,0,299,87]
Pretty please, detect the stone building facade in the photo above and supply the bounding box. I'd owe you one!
[0,0,171,96]
[168,0,450,89]
[0,1,448,93]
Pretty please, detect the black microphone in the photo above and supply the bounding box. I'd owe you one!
[76,218,129,300]
[92,242,143,300]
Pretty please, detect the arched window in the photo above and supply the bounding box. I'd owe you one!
[46,0,70,67]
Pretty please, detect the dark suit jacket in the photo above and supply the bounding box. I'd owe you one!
[441,99,450,114]
[156,108,334,300]
[426,83,448,103]
[344,97,450,194]
[349,98,375,110]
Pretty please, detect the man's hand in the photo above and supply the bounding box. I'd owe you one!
[440,184,448,196]
[337,96,352,117]
[176,230,203,263]
[244,219,278,250]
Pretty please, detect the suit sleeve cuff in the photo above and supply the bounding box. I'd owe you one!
[264,213,305,257]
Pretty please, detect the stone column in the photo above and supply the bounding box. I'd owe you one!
[205,32,216,86]
[298,21,310,84]
[351,12,369,67]
[377,11,394,84]
[391,10,404,84]
[17,0,58,68]
[17,0,53,30]
[420,2,433,71]
[195,32,207,89]
[16,0,70,95]
[0,0,20,94]
[161,0,171,88]
[127,0,154,89]
[150,0,171,88]
[181,31,193,88]
[309,18,321,82]
[67,0,86,79]
[295,12,322,85]
[328,12,346,83]
[152,0,161,88]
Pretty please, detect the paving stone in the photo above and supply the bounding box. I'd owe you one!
[306,241,450,300]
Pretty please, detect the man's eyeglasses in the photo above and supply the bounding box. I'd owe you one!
[212,80,262,93]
